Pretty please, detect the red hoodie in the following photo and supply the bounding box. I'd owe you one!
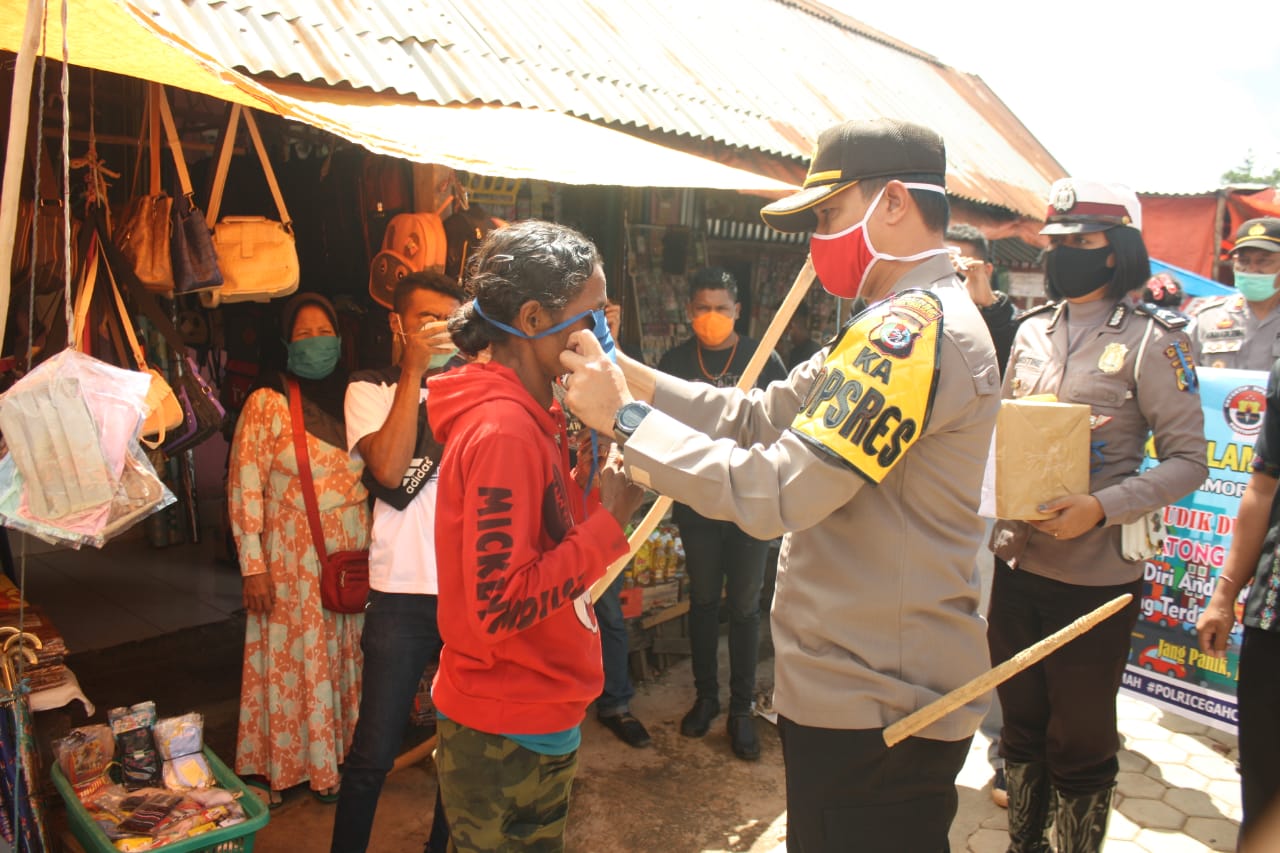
[427,362,630,735]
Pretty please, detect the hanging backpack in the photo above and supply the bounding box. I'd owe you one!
[368,204,447,309]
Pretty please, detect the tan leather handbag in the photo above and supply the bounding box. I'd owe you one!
[74,233,182,445]
[201,105,300,307]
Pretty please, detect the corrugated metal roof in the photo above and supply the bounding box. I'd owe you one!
[129,0,1066,216]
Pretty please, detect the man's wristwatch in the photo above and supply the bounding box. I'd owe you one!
[613,401,652,447]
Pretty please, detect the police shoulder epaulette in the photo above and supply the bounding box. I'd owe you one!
[1015,301,1059,322]
[1135,302,1189,330]
[1189,295,1230,314]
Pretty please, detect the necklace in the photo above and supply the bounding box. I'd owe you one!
[696,337,739,382]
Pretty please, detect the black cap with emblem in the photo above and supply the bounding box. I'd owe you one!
[1233,218,1280,254]
[759,119,946,234]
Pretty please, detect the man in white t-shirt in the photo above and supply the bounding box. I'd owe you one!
[330,272,464,853]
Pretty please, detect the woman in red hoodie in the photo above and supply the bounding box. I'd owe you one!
[427,220,643,851]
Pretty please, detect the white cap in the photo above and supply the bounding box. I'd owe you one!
[1041,178,1142,234]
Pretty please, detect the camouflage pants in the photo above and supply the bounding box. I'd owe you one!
[437,717,578,853]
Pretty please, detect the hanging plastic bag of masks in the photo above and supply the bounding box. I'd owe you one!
[0,349,174,548]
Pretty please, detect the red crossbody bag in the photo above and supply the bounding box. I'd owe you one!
[288,378,370,614]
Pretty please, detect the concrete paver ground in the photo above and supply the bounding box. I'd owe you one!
[253,646,1242,852]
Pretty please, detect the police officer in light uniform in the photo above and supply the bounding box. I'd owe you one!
[989,178,1208,852]
[560,118,1001,853]
[1190,217,1280,369]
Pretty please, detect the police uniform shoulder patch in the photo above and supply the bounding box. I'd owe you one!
[790,289,943,484]
[1135,302,1189,330]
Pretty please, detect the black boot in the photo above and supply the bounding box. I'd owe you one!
[1052,784,1114,853]
[1004,761,1054,853]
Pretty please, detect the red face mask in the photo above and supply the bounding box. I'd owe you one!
[808,184,949,299]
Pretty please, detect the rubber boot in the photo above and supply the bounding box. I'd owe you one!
[1052,784,1115,853]
[1004,761,1054,853]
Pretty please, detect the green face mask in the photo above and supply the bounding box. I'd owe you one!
[428,349,459,370]
[1235,270,1280,303]
[287,336,341,379]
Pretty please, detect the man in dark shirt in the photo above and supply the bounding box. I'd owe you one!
[784,301,823,370]
[945,223,1017,376]
[656,267,788,761]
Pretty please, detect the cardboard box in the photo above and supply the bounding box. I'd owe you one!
[985,399,1090,521]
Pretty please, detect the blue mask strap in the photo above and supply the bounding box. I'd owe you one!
[474,301,595,338]
[474,302,616,363]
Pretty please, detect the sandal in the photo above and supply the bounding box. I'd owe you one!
[244,778,283,810]
[311,785,340,804]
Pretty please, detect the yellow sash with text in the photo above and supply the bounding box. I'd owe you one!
[790,289,943,483]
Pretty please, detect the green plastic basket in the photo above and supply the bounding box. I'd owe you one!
[51,747,270,853]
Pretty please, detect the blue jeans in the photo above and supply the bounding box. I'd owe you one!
[330,591,448,853]
[593,570,635,717]
[677,514,767,715]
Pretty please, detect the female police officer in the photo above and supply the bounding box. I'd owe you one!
[988,178,1208,852]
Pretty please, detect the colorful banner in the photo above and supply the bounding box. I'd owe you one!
[1122,367,1266,732]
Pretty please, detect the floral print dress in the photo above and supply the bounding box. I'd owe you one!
[228,387,368,792]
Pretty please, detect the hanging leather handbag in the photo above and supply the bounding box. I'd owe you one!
[288,377,369,613]
[202,104,300,308]
[153,86,222,294]
[72,227,182,444]
[115,89,174,293]
[12,138,78,295]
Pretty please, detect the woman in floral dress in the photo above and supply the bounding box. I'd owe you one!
[228,293,367,804]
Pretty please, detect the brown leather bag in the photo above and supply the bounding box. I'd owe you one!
[114,87,173,293]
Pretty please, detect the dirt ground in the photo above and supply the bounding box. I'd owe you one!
[250,642,1003,853]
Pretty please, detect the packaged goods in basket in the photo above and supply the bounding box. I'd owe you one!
[53,744,268,853]
[54,700,268,852]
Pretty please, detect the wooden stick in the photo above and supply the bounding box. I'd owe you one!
[589,258,816,601]
[390,733,438,775]
[0,0,46,352]
[882,593,1133,748]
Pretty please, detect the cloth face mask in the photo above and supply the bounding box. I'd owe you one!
[287,336,341,379]
[691,312,735,347]
[1235,269,1279,302]
[808,183,949,299]
[1045,244,1114,299]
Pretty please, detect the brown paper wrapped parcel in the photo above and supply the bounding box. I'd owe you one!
[988,399,1090,521]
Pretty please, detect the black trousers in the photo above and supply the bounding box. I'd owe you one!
[987,560,1141,795]
[1238,626,1280,848]
[777,716,970,853]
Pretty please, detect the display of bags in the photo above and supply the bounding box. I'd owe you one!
[287,377,369,613]
[368,208,447,309]
[202,105,300,307]
[95,216,227,457]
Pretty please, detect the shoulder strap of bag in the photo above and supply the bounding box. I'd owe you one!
[241,109,292,228]
[287,376,330,563]
[205,105,291,228]
[205,104,241,224]
[148,84,161,196]
[71,233,100,351]
[154,85,195,200]
[91,209,190,361]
